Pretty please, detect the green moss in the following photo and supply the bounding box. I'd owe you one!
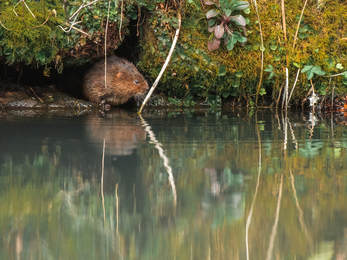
[138,0,347,103]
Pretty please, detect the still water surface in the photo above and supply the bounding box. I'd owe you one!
[1,108,347,260]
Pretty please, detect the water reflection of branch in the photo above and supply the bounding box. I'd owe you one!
[266,175,283,260]
[138,115,177,207]
[287,117,298,150]
[101,139,106,225]
[245,118,262,260]
[283,112,287,151]
[290,170,314,254]
[116,183,119,235]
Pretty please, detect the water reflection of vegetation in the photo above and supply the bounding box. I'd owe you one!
[1,110,347,259]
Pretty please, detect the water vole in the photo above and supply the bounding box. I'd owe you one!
[83,56,148,106]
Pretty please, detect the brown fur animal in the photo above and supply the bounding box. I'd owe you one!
[83,56,148,106]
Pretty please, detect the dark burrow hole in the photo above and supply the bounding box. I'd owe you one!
[0,13,144,103]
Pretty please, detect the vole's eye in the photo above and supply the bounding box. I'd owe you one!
[134,80,140,85]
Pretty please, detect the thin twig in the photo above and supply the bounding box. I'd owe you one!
[29,87,43,103]
[0,19,12,30]
[23,13,50,29]
[265,175,283,260]
[60,22,92,37]
[138,12,182,114]
[104,0,112,89]
[13,0,35,18]
[101,139,106,225]
[115,183,119,235]
[253,0,264,106]
[322,71,347,77]
[331,82,335,110]
[69,0,99,21]
[245,118,262,260]
[119,0,124,40]
[293,0,308,50]
[288,69,300,104]
[281,0,287,41]
[276,82,284,108]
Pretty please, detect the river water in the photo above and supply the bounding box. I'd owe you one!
[0,108,347,260]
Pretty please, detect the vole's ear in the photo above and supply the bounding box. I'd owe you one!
[116,72,123,78]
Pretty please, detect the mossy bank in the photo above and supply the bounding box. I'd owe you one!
[1,0,347,108]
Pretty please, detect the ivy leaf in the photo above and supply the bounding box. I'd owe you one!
[206,9,219,19]
[229,15,246,26]
[208,38,221,51]
[311,65,325,76]
[301,65,314,74]
[214,24,225,39]
[264,65,277,79]
[301,65,325,80]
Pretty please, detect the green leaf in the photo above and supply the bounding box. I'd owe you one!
[274,55,281,61]
[225,9,232,16]
[218,65,227,76]
[343,76,347,85]
[35,50,46,64]
[270,45,277,51]
[235,71,243,77]
[232,78,240,88]
[264,65,277,79]
[176,46,186,60]
[293,62,301,68]
[168,97,182,106]
[311,65,325,76]
[243,7,250,14]
[259,88,266,95]
[301,65,314,73]
[4,48,12,55]
[148,4,155,10]
[222,91,230,98]
[236,35,247,43]
[227,38,235,51]
[183,96,196,106]
[131,13,137,20]
[206,9,219,19]
[230,15,246,26]
[208,19,216,26]
[232,1,249,11]
[307,70,314,80]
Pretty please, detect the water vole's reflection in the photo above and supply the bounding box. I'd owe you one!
[84,111,146,157]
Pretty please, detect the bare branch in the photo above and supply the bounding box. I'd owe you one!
[69,0,100,21]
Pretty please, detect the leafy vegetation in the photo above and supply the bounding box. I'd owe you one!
[205,0,249,51]
[1,0,347,105]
